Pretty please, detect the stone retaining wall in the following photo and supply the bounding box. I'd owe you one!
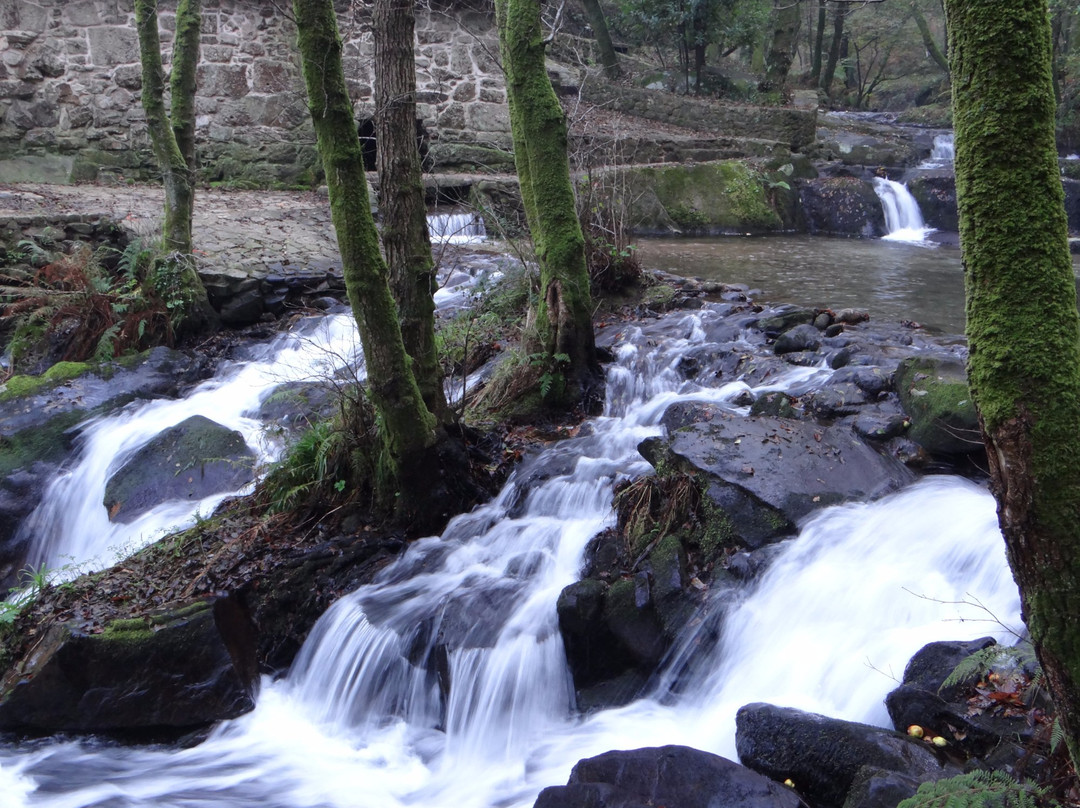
[0,0,511,185]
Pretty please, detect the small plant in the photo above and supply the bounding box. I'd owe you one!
[897,771,1054,808]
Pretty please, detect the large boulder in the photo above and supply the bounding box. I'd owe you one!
[798,178,886,238]
[534,745,802,808]
[736,703,955,808]
[0,596,258,734]
[642,404,915,546]
[103,415,256,523]
[906,172,958,232]
[893,356,982,455]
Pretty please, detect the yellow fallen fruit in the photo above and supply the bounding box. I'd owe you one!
[907,725,924,738]
[784,779,795,788]
[932,736,948,747]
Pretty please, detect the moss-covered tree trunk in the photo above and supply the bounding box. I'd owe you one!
[293,0,448,521]
[582,0,621,79]
[373,0,448,422]
[760,0,802,94]
[495,0,601,411]
[946,0,1080,770]
[134,0,215,333]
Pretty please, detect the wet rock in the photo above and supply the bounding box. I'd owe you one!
[799,178,886,238]
[558,578,638,691]
[103,415,256,523]
[0,596,258,734]
[250,381,338,435]
[749,392,798,418]
[893,356,982,455]
[645,403,915,526]
[835,309,870,325]
[842,766,924,808]
[804,383,866,419]
[852,412,909,442]
[757,306,816,337]
[907,173,958,232]
[736,703,955,808]
[885,638,1043,759]
[534,745,801,808]
[774,324,822,355]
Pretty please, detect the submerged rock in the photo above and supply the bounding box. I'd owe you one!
[534,745,801,808]
[103,414,256,523]
[0,596,258,734]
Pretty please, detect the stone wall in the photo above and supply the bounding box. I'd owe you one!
[0,0,512,185]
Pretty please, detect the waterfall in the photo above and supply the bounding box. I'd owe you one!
[427,213,486,245]
[931,133,954,162]
[0,305,1022,808]
[873,177,934,243]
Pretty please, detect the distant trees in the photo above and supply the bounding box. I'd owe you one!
[133,0,216,332]
[947,0,1080,772]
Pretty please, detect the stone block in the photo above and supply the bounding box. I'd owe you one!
[62,1,101,27]
[112,64,142,90]
[0,155,75,184]
[251,58,292,93]
[465,102,509,134]
[8,2,48,31]
[197,63,249,98]
[88,26,140,67]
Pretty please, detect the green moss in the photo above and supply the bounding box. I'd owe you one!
[0,411,83,477]
[100,616,154,642]
[699,497,738,561]
[642,284,676,309]
[1,362,92,401]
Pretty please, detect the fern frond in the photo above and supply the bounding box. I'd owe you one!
[897,771,1052,808]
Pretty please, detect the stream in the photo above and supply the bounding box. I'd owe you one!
[0,296,1022,807]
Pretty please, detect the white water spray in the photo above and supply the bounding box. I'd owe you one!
[427,213,486,245]
[873,177,935,243]
[0,307,1021,808]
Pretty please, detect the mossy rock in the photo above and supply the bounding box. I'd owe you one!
[103,415,256,523]
[893,356,982,455]
[624,161,784,236]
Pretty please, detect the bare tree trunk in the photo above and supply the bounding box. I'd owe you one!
[820,3,844,95]
[947,0,1080,772]
[911,1,948,73]
[495,0,601,412]
[810,0,827,84]
[134,0,216,333]
[582,0,621,79]
[374,0,449,422]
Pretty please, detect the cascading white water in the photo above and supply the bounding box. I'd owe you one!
[931,133,955,162]
[427,213,486,245]
[19,313,363,577]
[873,177,935,243]
[0,306,1022,808]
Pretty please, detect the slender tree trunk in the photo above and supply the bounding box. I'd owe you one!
[911,1,948,73]
[293,0,443,518]
[810,0,827,84]
[821,3,844,95]
[495,0,601,411]
[374,0,448,422]
[760,0,802,94]
[947,0,1080,772]
[581,0,621,79]
[134,0,215,332]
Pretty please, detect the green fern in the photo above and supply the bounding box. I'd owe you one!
[897,771,1053,808]
[940,644,1038,693]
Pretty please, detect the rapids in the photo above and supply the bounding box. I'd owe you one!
[0,304,1021,808]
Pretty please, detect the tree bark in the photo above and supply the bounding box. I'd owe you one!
[810,0,827,84]
[495,0,601,411]
[582,0,621,79]
[760,0,802,94]
[134,0,215,333]
[293,0,442,517]
[373,0,448,422]
[946,0,1080,771]
[911,1,948,73]
[820,3,844,95]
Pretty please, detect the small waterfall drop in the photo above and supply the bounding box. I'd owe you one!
[427,212,486,244]
[931,133,955,162]
[0,305,1022,808]
[873,177,934,243]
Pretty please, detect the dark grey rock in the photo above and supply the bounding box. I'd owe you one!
[774,324,822,355]
[0,596,258,734]
[736,703,955,808]
[894,356,982,455]
[103,415,256,523]
[534,745,802,808]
